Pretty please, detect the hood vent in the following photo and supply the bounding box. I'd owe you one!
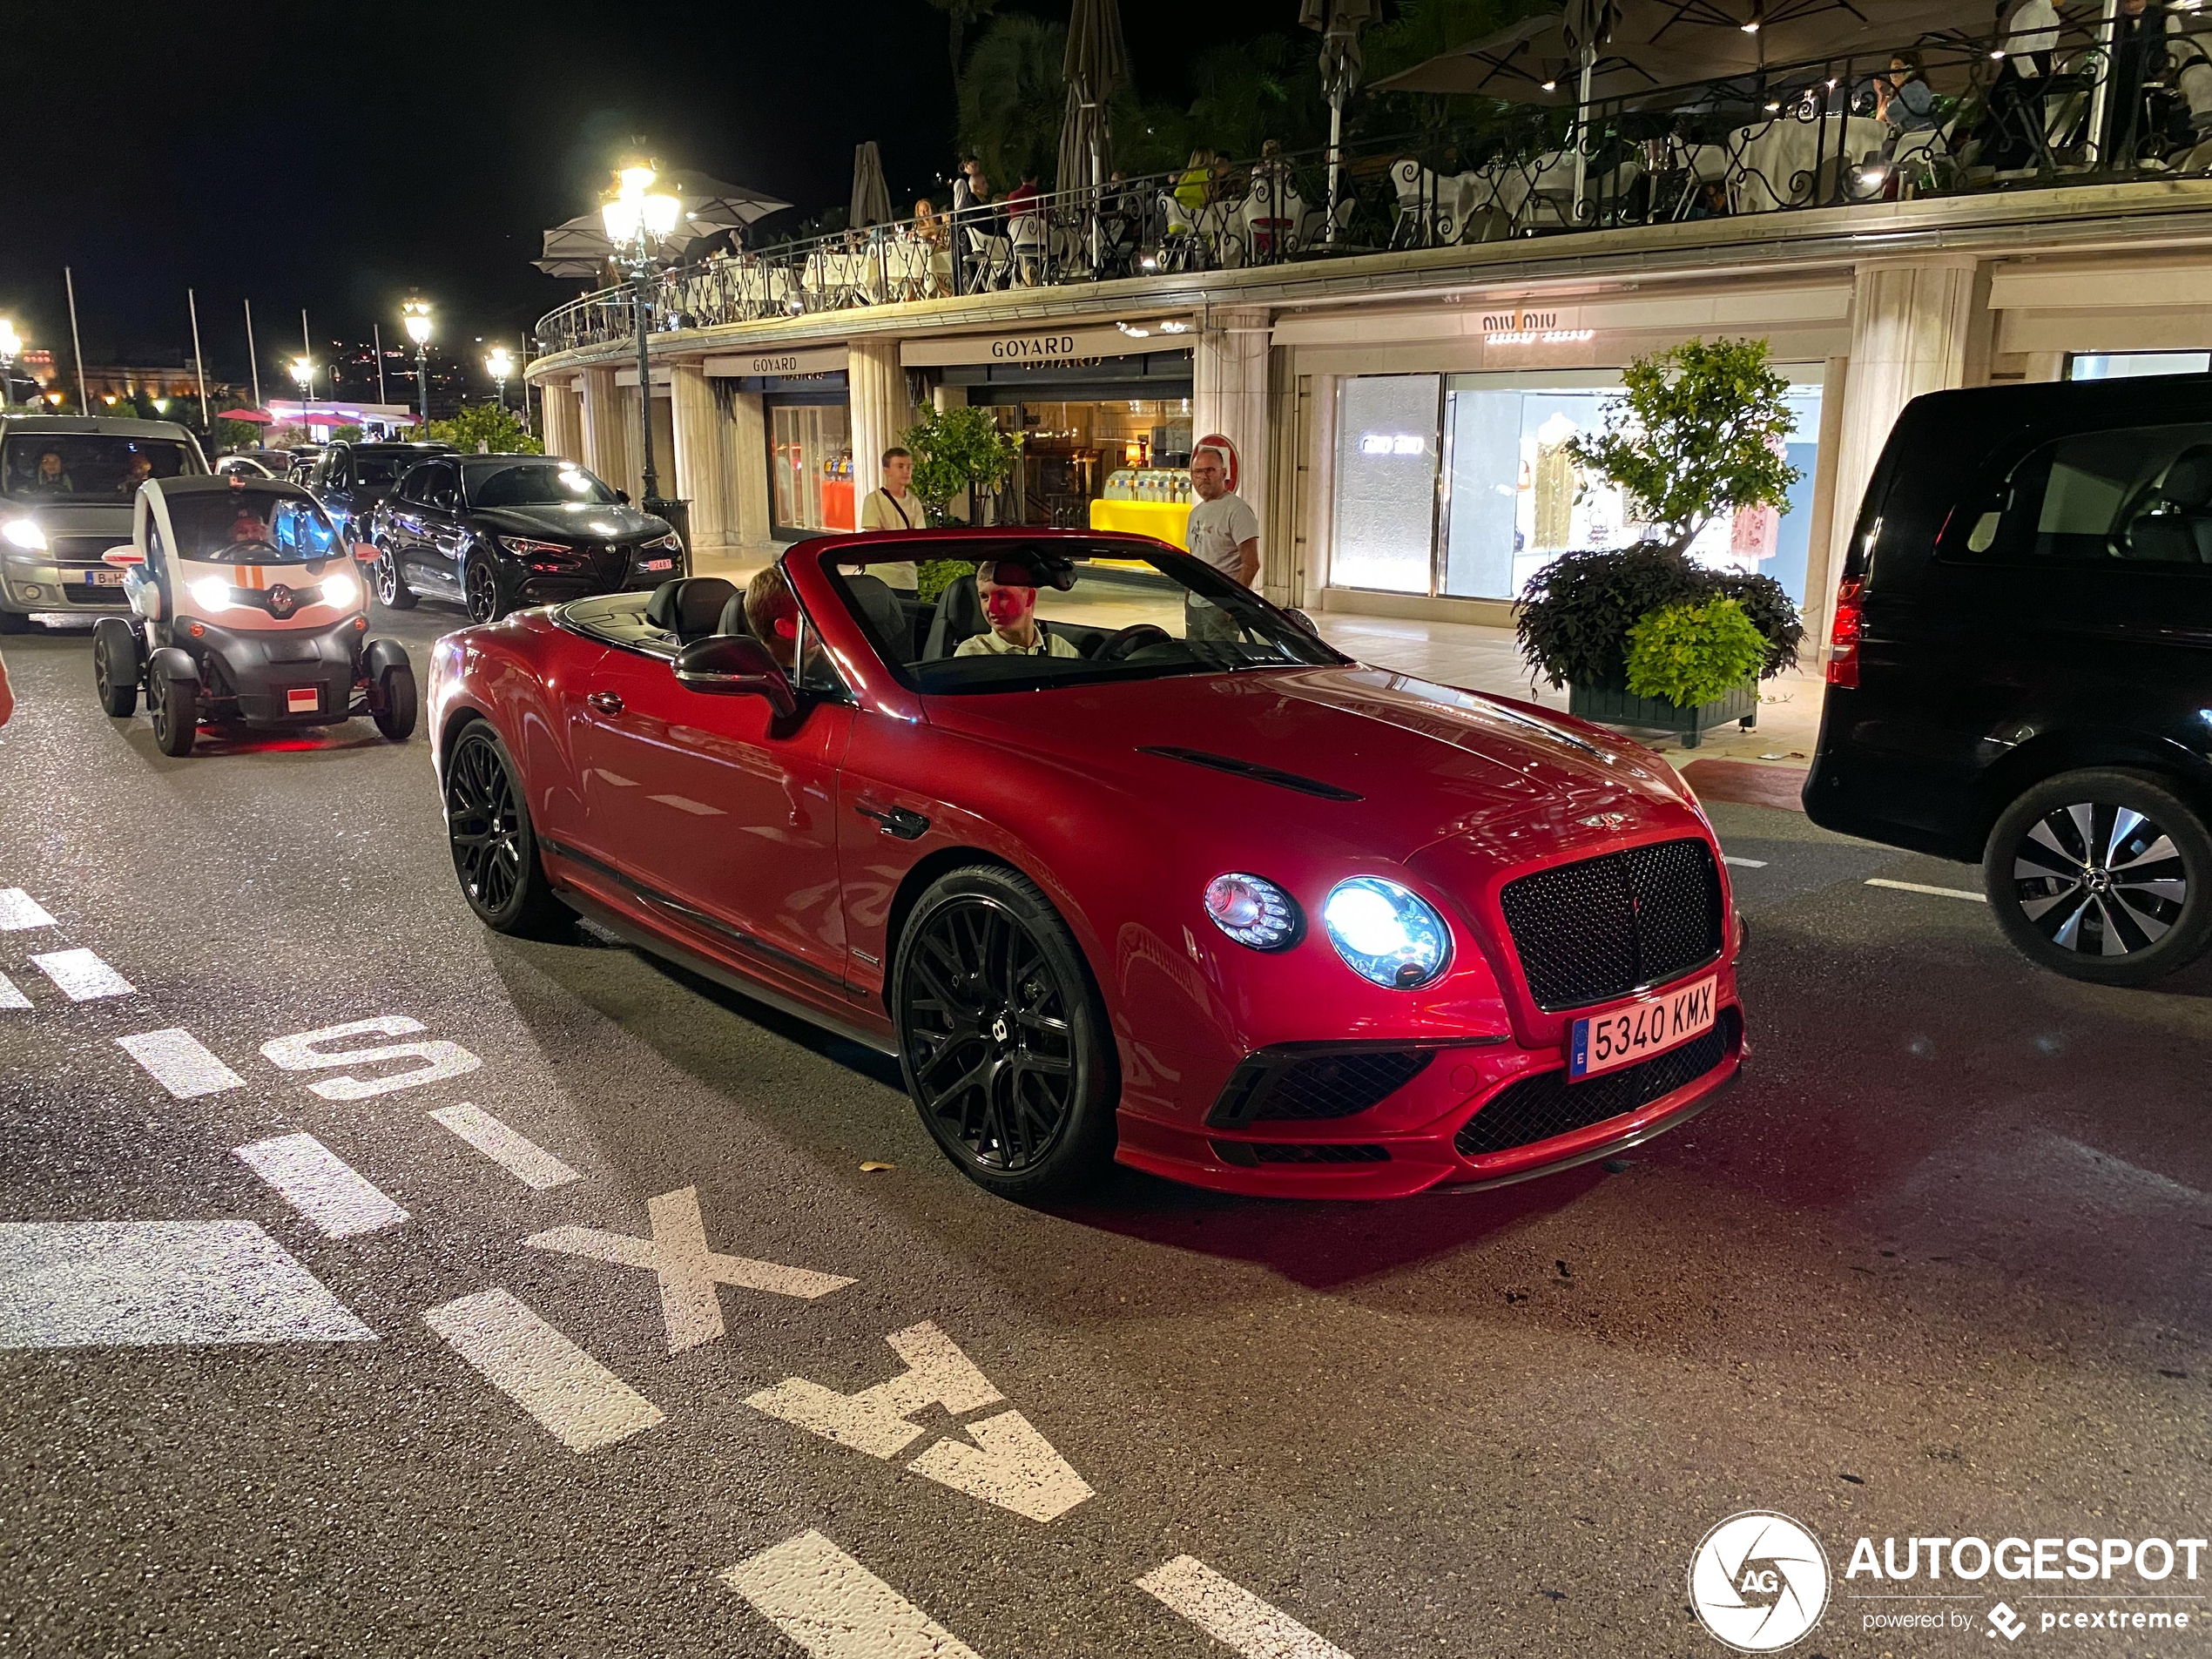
[1136,745,1362,802]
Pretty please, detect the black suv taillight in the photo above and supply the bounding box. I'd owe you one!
[1826,577,1865,689]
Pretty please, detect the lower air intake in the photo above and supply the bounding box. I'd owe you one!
[1454,1006,1741,1159]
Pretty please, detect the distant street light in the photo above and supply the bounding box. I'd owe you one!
[484,345,513,412]
[601,158,682,513]
[0,319,17,412]
[402,300,434,426]
[290,357,314,395]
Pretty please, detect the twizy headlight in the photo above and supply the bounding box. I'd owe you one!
[1323,876,1452,990]
[3,520,46,552]
[320,570,359,610]
[189,576,237,611]
[1204,873,1299,950]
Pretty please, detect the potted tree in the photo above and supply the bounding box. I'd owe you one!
[1515,339,1805,747]
[900,403,1022,601]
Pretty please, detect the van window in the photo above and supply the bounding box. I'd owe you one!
[1952,425,2212,569]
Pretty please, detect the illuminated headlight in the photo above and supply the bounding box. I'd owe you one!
[189,576,237,610]
[3,520,46,552]
[1323,877,1452,989]
[499,535,575,559]
[644,532,684,553]
[320,570,359,609]
[1203,873,1299,950]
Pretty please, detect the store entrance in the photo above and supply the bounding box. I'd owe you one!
[768,395,853,540]
[981,394,1194,536]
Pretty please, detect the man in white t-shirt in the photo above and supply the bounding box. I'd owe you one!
[856,445,923,596]
[1183,442,1258,640]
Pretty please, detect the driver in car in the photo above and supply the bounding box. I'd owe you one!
[226,508,273,547]
[955,561,1082,658]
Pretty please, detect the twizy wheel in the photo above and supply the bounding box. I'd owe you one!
[150,665,198,757]
[1983,769,2212,986]
[463,556,505,625]
[92,619,139,718]
[374,541,415,610]
[443,721,568,935]
[891,866,1116,1198]
[374,661,418,741]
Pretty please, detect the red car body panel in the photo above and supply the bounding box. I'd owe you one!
[428,529,1744,1198]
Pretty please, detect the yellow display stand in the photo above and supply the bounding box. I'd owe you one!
[1088,497,1191,551]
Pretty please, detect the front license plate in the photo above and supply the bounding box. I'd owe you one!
[84,569,124,586]
[637,557,673,572]
[285,687,320,714]
[1568,974,1717,1081]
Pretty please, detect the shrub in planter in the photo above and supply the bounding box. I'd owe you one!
[1516,545,1801,691]
[1623,597,1770,708]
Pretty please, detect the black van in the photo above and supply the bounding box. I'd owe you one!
[1804,374,2212,986]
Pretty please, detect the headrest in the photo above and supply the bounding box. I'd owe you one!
[717,591,752,638]
[937,569,985,629]
[2164,444,2212,509]
[645,577,738,644]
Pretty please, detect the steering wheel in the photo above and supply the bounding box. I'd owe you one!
[1092,623,1172,662]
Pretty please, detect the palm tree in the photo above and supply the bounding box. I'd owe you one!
[957,13,1069,190]
[924,0,1001,84]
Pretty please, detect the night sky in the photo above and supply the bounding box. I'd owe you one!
[3,0,1292,393]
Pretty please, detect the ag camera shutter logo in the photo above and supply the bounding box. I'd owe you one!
[1689,1511,1831,1652]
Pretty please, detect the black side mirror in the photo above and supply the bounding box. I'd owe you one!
[615,489,631,505]
[675,633,798,718]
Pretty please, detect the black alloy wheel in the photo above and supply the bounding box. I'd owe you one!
[374,541,415,610]
[442,721,568,935]
[463,556,504,625]
[1984,768,2212,987]
[892,866,1116,1198]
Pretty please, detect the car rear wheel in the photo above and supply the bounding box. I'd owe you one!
[374,542,415,610]
[150,667,197,757]
[1983,768,2212,986]
[93,620,138,717]
[892,866,1116,1199]
[443,721,569,936]
[373,662,417,741]
[463,556,505,624]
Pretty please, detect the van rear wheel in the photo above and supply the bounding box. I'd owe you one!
[1983,769,2212,986]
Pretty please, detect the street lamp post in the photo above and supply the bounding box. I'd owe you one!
[601,162,681,513]
[484,346,513,415]
[289,355,314,410]
[0,319,18,413]
[402,300,433,427]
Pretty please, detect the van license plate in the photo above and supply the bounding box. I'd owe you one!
[286,687,320,714]
[1568,975,1716,1081]
[84,570,124,586]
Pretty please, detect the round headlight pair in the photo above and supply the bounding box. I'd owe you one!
[1202,871,1452,990]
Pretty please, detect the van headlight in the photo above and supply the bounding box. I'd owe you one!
[1322,877,1452,990]
[3,520,46,552]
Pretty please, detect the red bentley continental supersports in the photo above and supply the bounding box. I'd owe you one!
[427,530,1744,1201]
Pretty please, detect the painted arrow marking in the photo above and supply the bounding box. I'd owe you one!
[722,1529,985,1659]
[746,1320,1094,1523]
[424,1287,663,1453]
[0,889,57,931]
[1137,1556,1358,1659]
[526,1186,852,1352]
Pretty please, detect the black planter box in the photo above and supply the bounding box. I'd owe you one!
[1567,678,1758,749]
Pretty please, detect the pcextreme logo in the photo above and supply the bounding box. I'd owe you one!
[1689,1512,1831,1653]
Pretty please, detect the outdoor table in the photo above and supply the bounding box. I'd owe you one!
[1730,113,1891,212]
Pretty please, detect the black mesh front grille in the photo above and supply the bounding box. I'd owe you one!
[1207,1048,1435,1127]
[1499,838,1724,1009]
[1453,1006,1741,1159]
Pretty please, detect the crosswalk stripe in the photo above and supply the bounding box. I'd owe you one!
[0,974,27,1011]
[234,1134,408,1238]
[722,1529,984,1659]
[1136,1556,1356,1659]
[115,1028,246,1098]
[429,1103,579,1190]
[30,948,133,1001]
[423,1288,663,1453]
[0,889,56,931]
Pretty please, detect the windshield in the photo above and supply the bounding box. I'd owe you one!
[465,460,618,509]
[3,435,199,501]
[167,489,341,563]
[826,540,1345,696]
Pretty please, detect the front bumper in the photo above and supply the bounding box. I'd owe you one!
[3,561,130,610]
[186,616,371,724]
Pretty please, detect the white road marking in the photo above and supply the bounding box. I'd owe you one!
[430,1103,578,1190]
[0,973,27,1011]
[261,1015,482,1100]
[115,1028,246,1098]
[31,948,134,1001]
[0,888,57,930]
[748,1321,1094,1523]
[722,1529,984,1659]
[526,1186,853,1352]
[0,1220,375,1349]
[1136,1556,1356,1659]
[234,1133,408,1238]
[423,1287,664,1453]
[1865,877,1987,903]
[1722,855,1768,868]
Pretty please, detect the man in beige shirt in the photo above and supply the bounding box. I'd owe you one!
[954,562,1082,658]
[856,446,924,596]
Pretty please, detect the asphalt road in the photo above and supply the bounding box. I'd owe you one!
[2,600,2209,1659]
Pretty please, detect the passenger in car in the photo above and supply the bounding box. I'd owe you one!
[954,561,1083,658]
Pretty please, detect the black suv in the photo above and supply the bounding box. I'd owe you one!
[307,440,454,541]
[1805,374,2212,986]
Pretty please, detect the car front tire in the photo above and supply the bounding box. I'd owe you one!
[374,662,418,741]
[442,721,570,936]
[374,541,416,610]
[150,665,198,757]
[93,619,139,717]
[1983,768,2212,986]
[463,555,506,625]
[891,865,1117,1199]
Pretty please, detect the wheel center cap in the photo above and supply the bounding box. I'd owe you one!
[2087,867,2114,894]
[989,1014,1011,1046]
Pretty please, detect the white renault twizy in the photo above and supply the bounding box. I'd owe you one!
[91,474,417,756]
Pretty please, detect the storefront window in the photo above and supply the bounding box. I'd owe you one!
[2068,352,2212,381]
[1330,374,1441,593]
[771,402,853,533]
[989,398,1193,529]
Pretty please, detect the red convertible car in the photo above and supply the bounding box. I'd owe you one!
[427,530,1744,1201]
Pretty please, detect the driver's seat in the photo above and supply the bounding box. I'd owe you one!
[646,577,738,643]
[923,570,987,658]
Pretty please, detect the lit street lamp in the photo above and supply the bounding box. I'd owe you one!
[402,300,433,426]
[484,345,513,412]
[0,319,19,413]
[601,159,682,514]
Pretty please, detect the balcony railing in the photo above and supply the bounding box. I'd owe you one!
[536,17,2210,355]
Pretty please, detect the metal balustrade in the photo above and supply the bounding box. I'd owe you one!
[535,18,2211,356]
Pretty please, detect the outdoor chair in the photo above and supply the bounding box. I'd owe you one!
[1388,158,1460,247]
[1157,191,1206,272]
[1009,209,1047,286]
[964,225,1014,291]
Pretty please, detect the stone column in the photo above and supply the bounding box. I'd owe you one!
[540,379,581,462]
[846,341,909,509]
[670,363,732,552]
[730,391,772,546]
[1192,306,1271,574]
[579,366,624,494]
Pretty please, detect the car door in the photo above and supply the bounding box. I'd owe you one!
[569,643,856,999]
[419,461,469,592]
[385,462,433,583]
[320,449,357,536]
